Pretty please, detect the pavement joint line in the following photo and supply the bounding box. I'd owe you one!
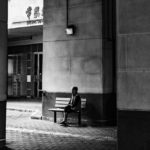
[7,108,35,112]
[6,127,116,141]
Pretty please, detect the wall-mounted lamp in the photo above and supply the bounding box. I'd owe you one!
[66,0,76,35]
[65,25,75,35]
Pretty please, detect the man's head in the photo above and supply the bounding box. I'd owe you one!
[72,86,78,96]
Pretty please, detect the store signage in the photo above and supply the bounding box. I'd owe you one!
[8,0,43,29]
[26,6,43,20]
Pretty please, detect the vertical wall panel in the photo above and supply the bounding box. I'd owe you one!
[0,0,7,147]
[117,0,150,149]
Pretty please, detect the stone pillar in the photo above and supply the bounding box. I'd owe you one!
[0,0,7,147]
[42,0,116,124]
[43,0,103,123]
[117,0,150,149]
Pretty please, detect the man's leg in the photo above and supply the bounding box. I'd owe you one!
[64,112,68,122]
[60,105,70,124]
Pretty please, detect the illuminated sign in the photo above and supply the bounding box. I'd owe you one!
[8,0,43,28]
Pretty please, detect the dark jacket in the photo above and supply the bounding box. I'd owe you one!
[69,94,81,111]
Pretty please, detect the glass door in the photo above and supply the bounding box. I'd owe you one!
[8,54,26,97]
[34,52,43,98]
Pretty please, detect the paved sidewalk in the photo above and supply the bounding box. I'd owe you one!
[7,100,42,112]
[6,129,116,150]
[7,100,42,119]
[5,101,117,150]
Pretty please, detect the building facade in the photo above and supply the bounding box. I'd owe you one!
[8,0,116,124]
[8,0,43,98]
[0,0,149,149]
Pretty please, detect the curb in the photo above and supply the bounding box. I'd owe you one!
[30,110,42,120]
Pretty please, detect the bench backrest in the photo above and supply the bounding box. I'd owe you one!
[55,97,87,109]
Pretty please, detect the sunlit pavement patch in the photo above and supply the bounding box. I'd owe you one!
[6,127,116,142]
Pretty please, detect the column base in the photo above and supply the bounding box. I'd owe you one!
[0,101,6,144]
[118,110,150,150]
[0,139,6,148]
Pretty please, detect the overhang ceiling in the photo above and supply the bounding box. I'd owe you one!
[8,25,43,39]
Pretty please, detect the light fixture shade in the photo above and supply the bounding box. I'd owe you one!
[65,25,75,35]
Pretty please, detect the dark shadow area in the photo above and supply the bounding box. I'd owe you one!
[60,119,116,128]
[1,146,13,150]
[102,0,117,126]
[7,97,42,102]
[64,122,88,128]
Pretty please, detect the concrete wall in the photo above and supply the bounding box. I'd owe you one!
[42,0,115,124]
[43,0,102,93]
[117,0,150,149]
[0,0,7,147]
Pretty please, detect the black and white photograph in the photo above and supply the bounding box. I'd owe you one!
[1,0,148,150]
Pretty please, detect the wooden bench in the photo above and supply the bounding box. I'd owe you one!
[48,97,87,125]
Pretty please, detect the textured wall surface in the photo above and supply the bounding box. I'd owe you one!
[117,0,150,149]
[117,0,150,111]
[43,0,103,93]
[42,0,115,123]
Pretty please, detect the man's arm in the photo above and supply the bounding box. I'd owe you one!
[68,98,72,106]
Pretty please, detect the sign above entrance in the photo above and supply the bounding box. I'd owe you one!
[8,0,43,29]
[12,18,43,28]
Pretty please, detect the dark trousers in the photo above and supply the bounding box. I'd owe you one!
[64,105,81,125]
[64,105,74,113]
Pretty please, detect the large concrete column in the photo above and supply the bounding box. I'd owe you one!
[42,0,103,123]
[117,0,150,149]
[0,0,8,147]
[42,0,116,124]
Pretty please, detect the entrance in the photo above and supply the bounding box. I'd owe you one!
[8,44,43,98]
[33,52,43,98]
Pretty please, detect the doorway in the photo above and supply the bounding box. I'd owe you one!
[8,44,43,99]
[33,52,43,98]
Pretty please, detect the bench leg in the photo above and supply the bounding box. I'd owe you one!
[78,112,81,126]
[54,111,57,123]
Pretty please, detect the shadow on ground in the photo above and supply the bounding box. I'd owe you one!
[1,146,13,150]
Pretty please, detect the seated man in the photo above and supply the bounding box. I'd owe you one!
[60,86,81,125]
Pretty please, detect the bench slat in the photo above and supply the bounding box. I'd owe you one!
[48,108,64,112]
[81,103,86,105]
[55,101,69,104]
[56,97,86,101]
[53,97,87,109]
[56,97,70,101]
[56,99,70,102]
[55,105,86,109]
[55,104,68,108]
[81,99,86,102]
[81,105,86,108]
[81,103,86,106]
